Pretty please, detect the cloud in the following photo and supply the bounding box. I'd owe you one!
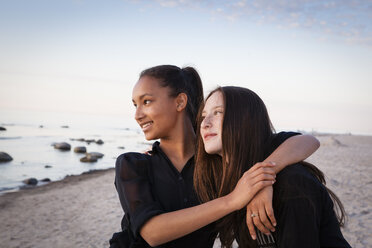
[137,0,372,46]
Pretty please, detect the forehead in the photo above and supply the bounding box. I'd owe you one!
[204,91,224,110]
[132,76,169,99]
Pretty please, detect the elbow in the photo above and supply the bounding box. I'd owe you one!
[310,135,320,150]
[140,227,164,247]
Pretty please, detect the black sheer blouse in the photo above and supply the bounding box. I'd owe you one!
[115,142,216,248]
[115,132,300,247]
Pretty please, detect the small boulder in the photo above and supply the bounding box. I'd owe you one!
[44,165,52,168]
[39,125,44,128]
[85,139,95,144]
[54,142,71,151]
[86,152,104,158]
[80,154,98,163]
[118,146,125,149]
[76,138,85,142]
[23,178,38,185]
[41,178,51,182]
[96,139,104,145]
[0,152,13,162]
[61,125,69,128]
[74,146,87,153]
[0,126,6,131]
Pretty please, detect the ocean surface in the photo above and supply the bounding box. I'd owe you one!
[0,109,150,194]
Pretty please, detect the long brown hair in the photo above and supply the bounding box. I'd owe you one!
[194,86,346,248]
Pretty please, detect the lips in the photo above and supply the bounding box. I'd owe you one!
[140,121,153,131]
[203,133,217,140]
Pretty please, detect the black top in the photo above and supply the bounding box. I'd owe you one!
[271,164,351,248]
[115,132,299,248]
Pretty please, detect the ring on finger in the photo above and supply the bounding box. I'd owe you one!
[251,213,259,218]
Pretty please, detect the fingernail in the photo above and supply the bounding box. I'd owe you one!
[271,228,275,232]
[271,162,276,166]
[273,222,277,226]
[252,235,256,240]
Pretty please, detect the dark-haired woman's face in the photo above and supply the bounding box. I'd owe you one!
[132,76,179,140]
[200,91,224,156]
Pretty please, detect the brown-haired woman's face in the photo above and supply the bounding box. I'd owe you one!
[200,91,224,156]
[132,76,179,140]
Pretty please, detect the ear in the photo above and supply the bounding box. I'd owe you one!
[175,93,188,112]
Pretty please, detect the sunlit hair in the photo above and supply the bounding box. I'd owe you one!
[194,86,346,248]
[140,65,203,131]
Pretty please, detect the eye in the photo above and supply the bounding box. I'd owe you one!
[214,110,223,115]
[133,103,137,108]
[144,100,151,105]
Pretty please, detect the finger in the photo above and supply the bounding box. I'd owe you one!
[265,203,277,228]
[249,167,276,179]
[252,211,269,235]
[248,162,275,173]
[258,207,275,233]
[250,173,276,185]
[252,180,275,194]
[246,208,257,240]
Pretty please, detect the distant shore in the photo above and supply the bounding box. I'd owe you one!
[0,134,371,247]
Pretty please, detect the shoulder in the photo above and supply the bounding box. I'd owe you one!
[274,163,324,200]
[115,152,152,180]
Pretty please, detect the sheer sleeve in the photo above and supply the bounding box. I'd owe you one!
[115,153,164,238]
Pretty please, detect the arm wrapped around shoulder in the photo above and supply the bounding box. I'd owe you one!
[115,153,164,238]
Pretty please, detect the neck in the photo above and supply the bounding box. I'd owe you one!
[159,118,196,172]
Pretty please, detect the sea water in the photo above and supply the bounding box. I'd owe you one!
[0,109,150,194]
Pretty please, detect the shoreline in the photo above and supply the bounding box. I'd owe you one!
[0,168,115,198]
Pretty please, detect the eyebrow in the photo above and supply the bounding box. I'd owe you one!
[132,93,154,102]
[202,105,224,114]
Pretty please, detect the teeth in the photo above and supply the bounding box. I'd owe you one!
[142,122,152,128]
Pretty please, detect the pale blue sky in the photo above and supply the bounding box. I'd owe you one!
[0,0,371,134]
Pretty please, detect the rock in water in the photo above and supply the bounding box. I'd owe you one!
[96,139,104,145]
[80,154,98,163]
[23,178,38,185]
[54,142,71,151]
[74,146,87,153]
[44,165,52,168]
[0,126,6,131]
[86,152,104,158]
[0,152,13,162]
[41,178,51,182]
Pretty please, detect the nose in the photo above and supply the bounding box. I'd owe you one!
[201,115,211,129]
[135,105,145,122]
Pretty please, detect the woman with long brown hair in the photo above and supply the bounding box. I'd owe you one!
[195,86,351,248]
[113,65,320,248]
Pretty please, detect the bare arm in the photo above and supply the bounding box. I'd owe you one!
[246,134,320,239]
[141,162,276,246]
[263,134,320,173]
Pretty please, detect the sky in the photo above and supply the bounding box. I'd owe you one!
[0,0,371,134]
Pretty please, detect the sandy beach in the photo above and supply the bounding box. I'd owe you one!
[0,134,371,248]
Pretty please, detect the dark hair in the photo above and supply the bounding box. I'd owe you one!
[194,86,346,248]
[140,65,204,131]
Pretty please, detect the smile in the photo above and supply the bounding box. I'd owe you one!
[203,133,217,140]
[140,121,153,131]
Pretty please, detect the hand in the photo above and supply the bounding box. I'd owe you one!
[245,185,276,240]
[228,162,276,211]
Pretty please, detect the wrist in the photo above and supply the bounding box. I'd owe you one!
[222,194,238,212]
